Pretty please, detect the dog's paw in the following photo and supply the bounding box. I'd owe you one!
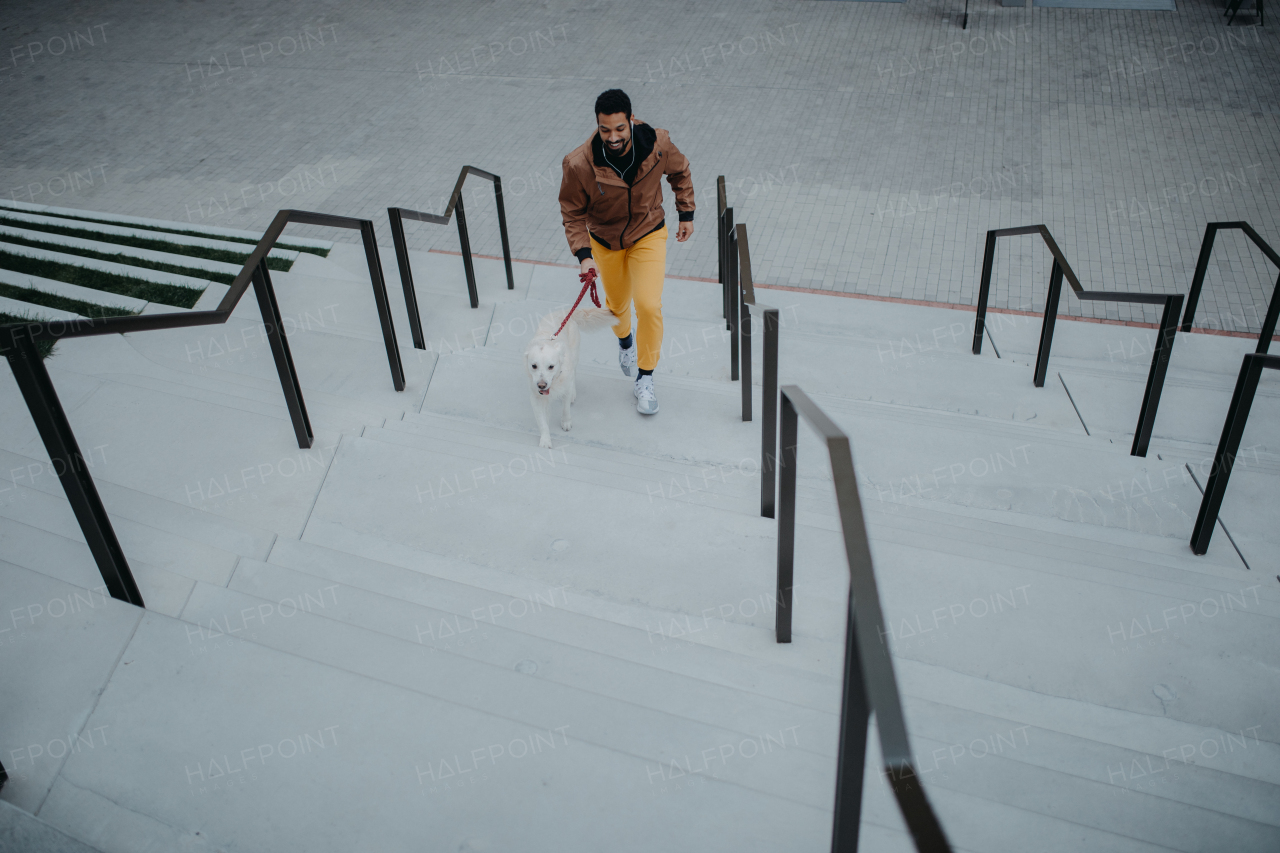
[539,434,553,449]
[560,418,572,432]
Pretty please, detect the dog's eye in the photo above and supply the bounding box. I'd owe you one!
[548,364,554,369]
[531,363,537,368]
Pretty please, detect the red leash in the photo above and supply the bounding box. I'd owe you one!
[554,267,601,336]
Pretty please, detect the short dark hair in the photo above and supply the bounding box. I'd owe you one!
[594,89,631,121]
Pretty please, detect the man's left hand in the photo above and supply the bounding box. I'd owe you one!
[676,221,694,242]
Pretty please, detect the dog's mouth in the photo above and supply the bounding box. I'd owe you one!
[538,387,550,396]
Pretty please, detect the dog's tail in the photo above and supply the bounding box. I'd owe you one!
[569,305,619,333]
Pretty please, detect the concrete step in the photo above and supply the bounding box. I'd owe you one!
[0,480,237,589]
[0,518,190,617]
[264,535,840,706]
[0,222,249,280]
[367,414,1274,613]
[0,240,212,297]
[0,268,147,313]
[51,608,835,853]
[305,433,850,641]
[183,576,1278,852]
[259,536,1280,828]
[0,445,275,561]
[182,578,837,807]
[308,430,1280,738]
[0,293,82,320]
[0,207,299,262]
[0,799,106,853]
[0,562,141,816]
[0,197,332,252]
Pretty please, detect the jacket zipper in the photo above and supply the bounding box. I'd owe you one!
[619,158,661,248]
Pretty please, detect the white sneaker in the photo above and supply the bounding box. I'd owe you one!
[634,375,659,415]
[619,344,637,376]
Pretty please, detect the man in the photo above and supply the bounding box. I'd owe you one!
[558,88,694,414]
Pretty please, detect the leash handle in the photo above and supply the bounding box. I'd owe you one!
[554,267,602,336]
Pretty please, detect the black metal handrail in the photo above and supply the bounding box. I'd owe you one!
[388,166,515,347]
[1180,222,1279,353]
[1190,351,1279,554]
[729,224,781,517]
[776,386,952,852]
[0,208,408,608]
[718,176,730,332]
[972,225,1183,457]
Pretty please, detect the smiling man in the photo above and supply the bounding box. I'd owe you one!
[558,88,695,415]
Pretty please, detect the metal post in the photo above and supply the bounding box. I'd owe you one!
[831,590,871,853]
[387,208,427,348]
[252,262,315,449]
[1181,224,1219,332]
[972,230,998,354]
[1255,271,1280,354]
[1130,295,1182,457]
[1191,354,1268,554]
[1033,260,1064,388]
[1,326,144,607]
[775,392,798,643]
[455,196,480,310]
[358,221,406,392]
[724,207,735,333]
[718,177,728,327]
[493,178,515,291]
[761,308,779,519]
[729,224,740,383]
[741,291,753,422]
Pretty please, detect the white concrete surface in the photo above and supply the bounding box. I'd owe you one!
[1,248,1276,852]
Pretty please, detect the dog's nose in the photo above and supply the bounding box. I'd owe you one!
[537,382,547,389]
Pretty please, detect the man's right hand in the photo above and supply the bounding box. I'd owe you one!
[580,258,598,279]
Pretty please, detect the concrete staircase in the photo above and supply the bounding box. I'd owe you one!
[1,226,1277,852]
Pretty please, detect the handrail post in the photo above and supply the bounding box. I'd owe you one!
[741,281,752,422]
[1,326,144,607]
[1257,270,1280,355]
[775,391,798,643]
[358,220,406,392]
[831,591,871,853]
[1032,259,1064,388]
[387,208,427,349]
[253,261,314,449]
[725,207,736,334]
[1191,353,1269,554]
[728,213,740,382]
[972,229,998,354]
[718,176,728,328]
[493,177,515,291]
[1130,294,1182,457]
[762,308,779,518]
[455,195,480,310]
[1181,224,1219,332]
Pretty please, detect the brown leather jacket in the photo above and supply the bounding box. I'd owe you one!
[559,122,695,260]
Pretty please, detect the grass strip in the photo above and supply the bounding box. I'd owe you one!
[1,207,330,257]
[0,214,295,271]
[1,234,236,285]
[0,250,203,308]
[0,311,58,358]
[0,282,136,319]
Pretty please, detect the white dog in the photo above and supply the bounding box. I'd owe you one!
[525,303,616,448]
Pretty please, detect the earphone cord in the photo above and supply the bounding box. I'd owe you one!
[602,125,636,179]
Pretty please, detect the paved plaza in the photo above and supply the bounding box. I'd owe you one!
[2,0,1278,331]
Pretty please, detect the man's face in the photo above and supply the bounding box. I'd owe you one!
[597,112,631,155]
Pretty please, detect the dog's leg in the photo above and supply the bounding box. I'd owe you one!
[531,392,553,448]
[561,386,573,432]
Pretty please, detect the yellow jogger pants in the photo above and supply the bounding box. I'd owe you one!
[590,226,666,371]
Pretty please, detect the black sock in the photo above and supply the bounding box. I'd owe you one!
[619,333,633,349]
[637,368,653,378]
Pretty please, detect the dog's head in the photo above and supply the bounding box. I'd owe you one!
[526,339,565,396]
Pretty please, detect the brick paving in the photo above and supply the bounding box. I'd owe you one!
[1,0,1277,330]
